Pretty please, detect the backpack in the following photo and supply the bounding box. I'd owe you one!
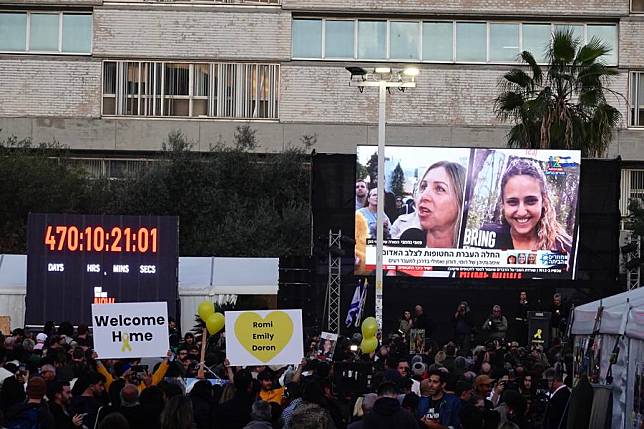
[6,404,42,429]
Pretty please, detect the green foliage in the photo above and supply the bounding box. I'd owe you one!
[625,199,644,237]
[356,162,368,182]
[494,29,622,158]
[0,127,311,257]
[366,152,378,186]
[390,163,405,197]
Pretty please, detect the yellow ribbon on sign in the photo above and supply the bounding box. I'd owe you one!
[533,329,542,340]
[121,332,132,352]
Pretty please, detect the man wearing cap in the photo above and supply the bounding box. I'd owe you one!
[473,375,495,410]
[417,369,460,429]
[5,376,55,428]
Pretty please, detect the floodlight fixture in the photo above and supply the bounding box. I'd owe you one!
[403,67,419,76]
[346,66,368,81]
[375,67,392,74]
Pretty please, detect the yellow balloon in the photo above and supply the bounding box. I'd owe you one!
[360,336,379,354]
[206,312,225,335]
[197,301,214,321]
[361,317,378,338]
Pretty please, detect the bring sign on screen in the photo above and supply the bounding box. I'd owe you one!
[354,147,581,280]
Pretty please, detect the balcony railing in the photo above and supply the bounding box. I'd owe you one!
[141,0,280,4]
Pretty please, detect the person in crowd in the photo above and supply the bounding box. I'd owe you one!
[414,305,434,340]
[417,369,461,429]
[542,368,570,429]
[513,291,530,345]
[118,383,150,429]
[391,161,466,248]
[70,371,106,429]
[288,402,333,429]
[550,293,567,340]
[190,379,214,429]
[168,318,181,350]
[496,158,572,252]
[257,359,305,405]
[48,381,83,429]
[356,180,368,210]
[398,310,414,339]
[473,375,495,410]
[217,369,255,429]
[357,187,391,239]
[482,305,508,342]
[160,394,194,429]
[453,301,474,352]
[362,381,419,429]
[244,400,273,429]
[98,412,130,429]
[5,376,54,428]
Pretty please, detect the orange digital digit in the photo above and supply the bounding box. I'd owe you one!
[124,227,131,252]
[84,226,92,251]
[111,226,122,252]
[150,228,158,253]
[55,226,67,251]
[67,226,79,251]
[138,228,149,253]
[93,226,105,251]
[44,226,56,250]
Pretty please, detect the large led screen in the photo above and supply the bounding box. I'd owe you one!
[355,147,580,279]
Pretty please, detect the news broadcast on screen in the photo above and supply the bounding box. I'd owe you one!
[354,146,581,280]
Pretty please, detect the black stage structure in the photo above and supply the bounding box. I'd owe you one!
[279,153,622,344]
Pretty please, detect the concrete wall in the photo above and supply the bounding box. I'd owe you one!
[0,59,101,117]
[282,0,629,17]
[0,116,641,160]
[619,16,644,69]
[93,6,291,60]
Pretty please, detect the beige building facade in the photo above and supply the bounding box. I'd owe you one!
[0,0,642,166]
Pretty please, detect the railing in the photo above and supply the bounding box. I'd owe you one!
[141,0,280,4]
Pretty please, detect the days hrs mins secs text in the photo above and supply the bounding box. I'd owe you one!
[43,225,158,254]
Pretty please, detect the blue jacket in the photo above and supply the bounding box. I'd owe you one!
[416,393,461,429]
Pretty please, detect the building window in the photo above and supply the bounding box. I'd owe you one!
[632,0,644,12]
[422,22,453,62]
[489,23,519,62]
[0,11,91,54]
[390,21,419,60]
[358,20,386,59]
[325,20,354,59]
[630,72,644,127]
[102,61,279,119]
[292,18,618,66]
[455,22,486,62]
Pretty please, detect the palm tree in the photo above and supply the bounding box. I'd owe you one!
[494,29,622,158]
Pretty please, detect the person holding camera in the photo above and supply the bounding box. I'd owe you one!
[482,305,508,342]
[453,301,473,352]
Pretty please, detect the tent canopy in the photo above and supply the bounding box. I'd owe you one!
[572,287,644,339]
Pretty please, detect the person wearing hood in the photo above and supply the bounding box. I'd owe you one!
[362,381,418,429]
[243,400,273,429]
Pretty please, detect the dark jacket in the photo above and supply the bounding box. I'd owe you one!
[217,392,255,429]
[5,401,55,429]
[543,386,571,429]
[416,393,461,428]
[49,402,75,429]
[362,397,419,429]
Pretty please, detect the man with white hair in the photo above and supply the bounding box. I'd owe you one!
[243,400,273,429]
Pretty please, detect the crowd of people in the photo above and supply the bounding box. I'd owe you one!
[0,290,578,429]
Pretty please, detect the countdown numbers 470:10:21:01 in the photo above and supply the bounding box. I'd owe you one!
[44,225,158,253]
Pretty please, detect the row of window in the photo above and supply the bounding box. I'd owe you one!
[630,72,644,128]
[102,61,279,119]
[0,11,92,54]
[292,19,618,65]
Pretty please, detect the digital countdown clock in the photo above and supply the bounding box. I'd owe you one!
[26,213,179,326]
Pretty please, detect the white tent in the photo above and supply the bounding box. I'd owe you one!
[0,255,279,335]
[571,287,644,429]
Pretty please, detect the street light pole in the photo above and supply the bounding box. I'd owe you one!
[347,66,418,333]
[375,80,386,331]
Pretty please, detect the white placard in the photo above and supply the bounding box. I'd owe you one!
[92,302,169,359]
[225,309,303,367]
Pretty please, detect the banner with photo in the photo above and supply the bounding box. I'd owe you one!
[355,147,581,280]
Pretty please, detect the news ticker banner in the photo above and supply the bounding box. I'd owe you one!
[225,309,303,367]
[355,147,580,280]
[92,302,170,359]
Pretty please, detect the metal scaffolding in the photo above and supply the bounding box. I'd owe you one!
[326,230,342,334]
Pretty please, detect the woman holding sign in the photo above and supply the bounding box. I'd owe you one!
[498,158,571,252]
[391,161,466,248]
